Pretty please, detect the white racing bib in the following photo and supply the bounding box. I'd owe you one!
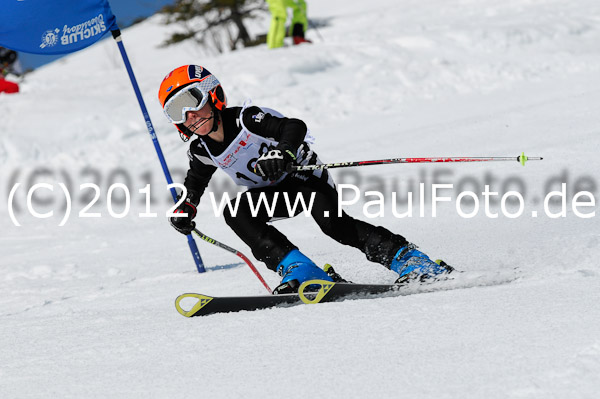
[201,105,302,188]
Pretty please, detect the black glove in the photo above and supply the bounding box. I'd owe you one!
[254,147,296,181]
[169,191,199,235]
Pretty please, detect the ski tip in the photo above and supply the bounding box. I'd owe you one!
[175,293,214,317]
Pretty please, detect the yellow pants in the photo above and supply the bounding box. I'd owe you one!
[266,0,308,49]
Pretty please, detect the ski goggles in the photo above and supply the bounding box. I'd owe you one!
[163,82,210,124]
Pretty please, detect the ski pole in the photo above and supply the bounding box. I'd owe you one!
[288,152,542,172]
[193,228,272,294]
[308,19,324,42]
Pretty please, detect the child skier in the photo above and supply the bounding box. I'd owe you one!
[159,65,452,293]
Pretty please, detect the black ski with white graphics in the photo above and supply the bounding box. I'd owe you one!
[175,280,401,317]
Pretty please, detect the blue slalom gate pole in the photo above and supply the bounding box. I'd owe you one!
[111,28,205,273]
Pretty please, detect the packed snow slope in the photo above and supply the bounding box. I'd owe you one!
[1,0,599,398]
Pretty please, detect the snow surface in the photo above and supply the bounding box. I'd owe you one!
[1,0,600,398]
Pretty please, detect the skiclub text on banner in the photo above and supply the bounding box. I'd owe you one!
[0,0,117,54]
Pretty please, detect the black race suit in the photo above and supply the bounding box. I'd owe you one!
[183,106,408,271]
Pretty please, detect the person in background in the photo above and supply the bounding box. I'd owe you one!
[266,0,311,49]
[0,46,20,94]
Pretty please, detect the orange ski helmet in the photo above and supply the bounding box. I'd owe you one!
[158,65,227,141]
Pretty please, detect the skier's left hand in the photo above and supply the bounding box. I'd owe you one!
[169,191,199,235]
[254,148,296,181]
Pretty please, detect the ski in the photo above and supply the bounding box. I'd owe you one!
[174,280,400,317]
[174,269,520,317]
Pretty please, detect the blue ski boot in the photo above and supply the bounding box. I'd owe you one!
[272,249,333,294]
[390,244,454,286]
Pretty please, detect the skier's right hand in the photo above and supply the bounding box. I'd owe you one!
[169,191,199,235]
[254,147,296,181]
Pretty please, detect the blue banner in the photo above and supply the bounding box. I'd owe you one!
[0,0,117,55]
